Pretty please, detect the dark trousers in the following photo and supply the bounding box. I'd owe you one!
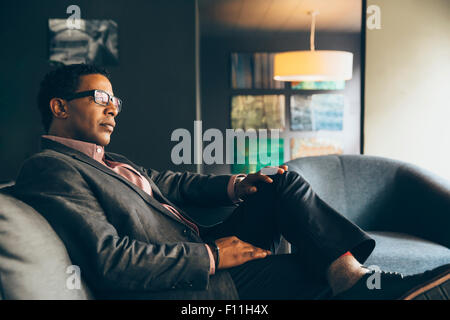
[200,171,375,299]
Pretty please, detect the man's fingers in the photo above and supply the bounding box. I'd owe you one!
[262,175,273,183]
[253,174,273,183]
[260,166,279,175]
[275,165,288,174]
[216,236,272,269]
[246,245,272,257]
[259,165,288,176]
[254,249,271,258]
[244,249,270,259]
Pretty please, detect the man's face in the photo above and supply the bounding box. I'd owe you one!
[63,74,118,146]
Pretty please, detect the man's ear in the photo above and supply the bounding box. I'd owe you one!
[49,98,69,119]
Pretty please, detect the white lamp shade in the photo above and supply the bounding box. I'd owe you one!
[273,50,353,81]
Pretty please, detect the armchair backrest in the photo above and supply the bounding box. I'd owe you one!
[286,155,402,229]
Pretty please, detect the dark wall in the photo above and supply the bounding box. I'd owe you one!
[0,0,198,182]
[200,32,362,174]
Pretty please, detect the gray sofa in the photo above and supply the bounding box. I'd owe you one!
[0,155,449,299]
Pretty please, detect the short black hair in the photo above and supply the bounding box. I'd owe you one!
[37,63,110,133]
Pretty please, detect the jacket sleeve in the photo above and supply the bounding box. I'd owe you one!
[146,168,234,207]
[13,155,211,292]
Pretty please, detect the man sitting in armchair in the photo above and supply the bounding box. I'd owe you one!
[12,64,450,300]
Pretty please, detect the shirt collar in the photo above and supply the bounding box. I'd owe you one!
[41,135,105,163]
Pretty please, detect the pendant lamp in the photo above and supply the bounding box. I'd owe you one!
[274,11,353,81]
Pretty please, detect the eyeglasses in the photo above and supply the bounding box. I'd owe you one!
[64,90,122,113]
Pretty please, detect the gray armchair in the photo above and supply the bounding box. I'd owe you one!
[0,155,449,299]
[285,155,450,275]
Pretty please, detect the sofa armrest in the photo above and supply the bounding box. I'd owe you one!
[393,164,450,248]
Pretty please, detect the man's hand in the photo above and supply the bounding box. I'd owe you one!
[214,236,272,269]
[234,165,288,200]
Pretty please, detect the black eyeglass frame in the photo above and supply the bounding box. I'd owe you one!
[64,89,122,113]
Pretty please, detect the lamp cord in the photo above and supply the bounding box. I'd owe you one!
[309,11,319,51]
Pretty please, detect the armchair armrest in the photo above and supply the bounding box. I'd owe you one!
[394,164,450,248]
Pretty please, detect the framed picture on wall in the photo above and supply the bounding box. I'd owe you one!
[231,95,286,131]
[231,53,284,89]
[290,136,344,159]
[48,19,119,66]
[290,94,345,131]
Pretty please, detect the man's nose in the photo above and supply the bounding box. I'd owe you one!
[104,102,118,117]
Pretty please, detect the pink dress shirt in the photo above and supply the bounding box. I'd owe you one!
[42,135,244,275]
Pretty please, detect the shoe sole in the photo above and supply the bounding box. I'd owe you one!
[401,270,450,300]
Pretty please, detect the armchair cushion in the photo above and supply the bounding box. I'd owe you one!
[365,231,450,275]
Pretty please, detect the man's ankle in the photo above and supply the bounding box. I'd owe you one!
[326,253,371,295]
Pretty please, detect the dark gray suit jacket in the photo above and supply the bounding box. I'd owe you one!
[13,138,239,299]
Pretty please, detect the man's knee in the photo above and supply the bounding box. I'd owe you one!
[269,170,306,188]
[250,170,310,200]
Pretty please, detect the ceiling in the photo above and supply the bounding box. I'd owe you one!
[199,0,362,36]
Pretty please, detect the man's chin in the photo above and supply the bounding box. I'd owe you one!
[88,133,111,147]
[98,135,111,147]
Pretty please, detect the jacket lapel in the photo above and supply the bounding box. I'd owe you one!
[103,153,179,209]
[41,138,193,228]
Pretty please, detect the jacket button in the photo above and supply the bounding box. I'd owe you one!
[183,229,188,235]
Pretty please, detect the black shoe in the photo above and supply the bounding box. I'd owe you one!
[333,264,450,300]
